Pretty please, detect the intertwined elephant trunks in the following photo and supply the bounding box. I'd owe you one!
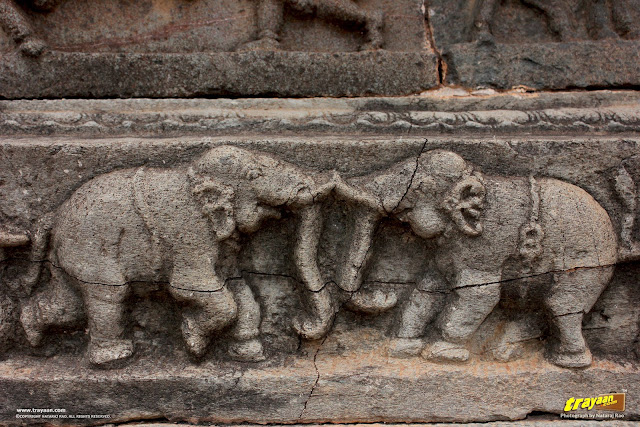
[1,92,640,424]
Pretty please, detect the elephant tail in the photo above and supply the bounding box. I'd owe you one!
[21,212,55,295]
[615,165,640,263]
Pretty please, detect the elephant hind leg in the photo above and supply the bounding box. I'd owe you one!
[227,279,265,362]
[169,285,238,359]
[544,266,614,368]
[20,266,84,347]
[81,282,132,366]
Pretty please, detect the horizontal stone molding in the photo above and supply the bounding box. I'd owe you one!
[1,91,639,136]
[0,51,438,99]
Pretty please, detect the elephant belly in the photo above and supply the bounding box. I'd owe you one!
[538,178,617,272]
[53,169,163,286]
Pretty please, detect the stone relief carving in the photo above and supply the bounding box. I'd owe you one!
[469,0,638,42]
[0,0,384,56]
[4,146,639,370]
[241,0,384,51]
[326,149,633,368]
[17,146,345,366]
[0,0,49,55]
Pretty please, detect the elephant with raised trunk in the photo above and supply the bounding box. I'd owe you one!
[20,145,335,366]
[333,149,623,368]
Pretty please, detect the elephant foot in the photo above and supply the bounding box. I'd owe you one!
[181,316,210,358]
[360,38,383,52]
[293,316,332,341]
[20,303,43,347]
[388,338,424,358]
[474,29,496,46]
[422,340,469,363]
[346,289,397,314]
[548,348,592,369]
[228,338,266,362]
[88,338,134,366]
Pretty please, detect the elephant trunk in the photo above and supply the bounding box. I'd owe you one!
[20,212,55,295]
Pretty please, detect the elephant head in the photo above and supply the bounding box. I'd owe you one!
[188,146,330,240]
[187,145,336,340]
[394,150,486,239]
[335,150,487,293]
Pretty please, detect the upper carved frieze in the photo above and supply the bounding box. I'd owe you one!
[0,0,429,55]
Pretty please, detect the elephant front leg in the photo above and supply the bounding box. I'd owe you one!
[389,276,446,358]
[81,283,133,366]
[423,269,501,363]
[293,204,335,340]
[227,278,265,362]
[169,286,238,359]
[470,0,498,42]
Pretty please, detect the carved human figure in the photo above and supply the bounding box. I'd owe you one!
[240,0,384,51]
[469,0,637,42]
[19,146,337,366]
[333,149,619,368]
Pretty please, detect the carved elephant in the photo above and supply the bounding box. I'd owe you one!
[334,149,619,368]
[19,145,335,366]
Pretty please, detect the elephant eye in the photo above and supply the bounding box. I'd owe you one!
[396,209,411,222]
[246,168,263,180]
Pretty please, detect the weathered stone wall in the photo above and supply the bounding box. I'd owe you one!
[1,0,639,425]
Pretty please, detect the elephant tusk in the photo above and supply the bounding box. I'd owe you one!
[0,230,30,247]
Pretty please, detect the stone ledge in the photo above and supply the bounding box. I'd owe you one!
[1,345,637,425]
[445,41,640,90]
[0,51,437,99]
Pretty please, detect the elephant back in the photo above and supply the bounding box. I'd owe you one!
[53,169,154,285]
[538,178,617,271]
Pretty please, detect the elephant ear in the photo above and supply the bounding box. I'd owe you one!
[188,167,236,240]
[441,173,486,237]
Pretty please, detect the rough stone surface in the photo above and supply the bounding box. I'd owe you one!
[0,0,438,97]
[444,41,640,90]
[0,51,438,98]
[428,0,640,90]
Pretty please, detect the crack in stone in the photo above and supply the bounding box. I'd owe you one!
[298,333,327,421]
[297,290,360,422]
[3,258,625,296]
[390,139,428,215]
[453,263,620,292]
